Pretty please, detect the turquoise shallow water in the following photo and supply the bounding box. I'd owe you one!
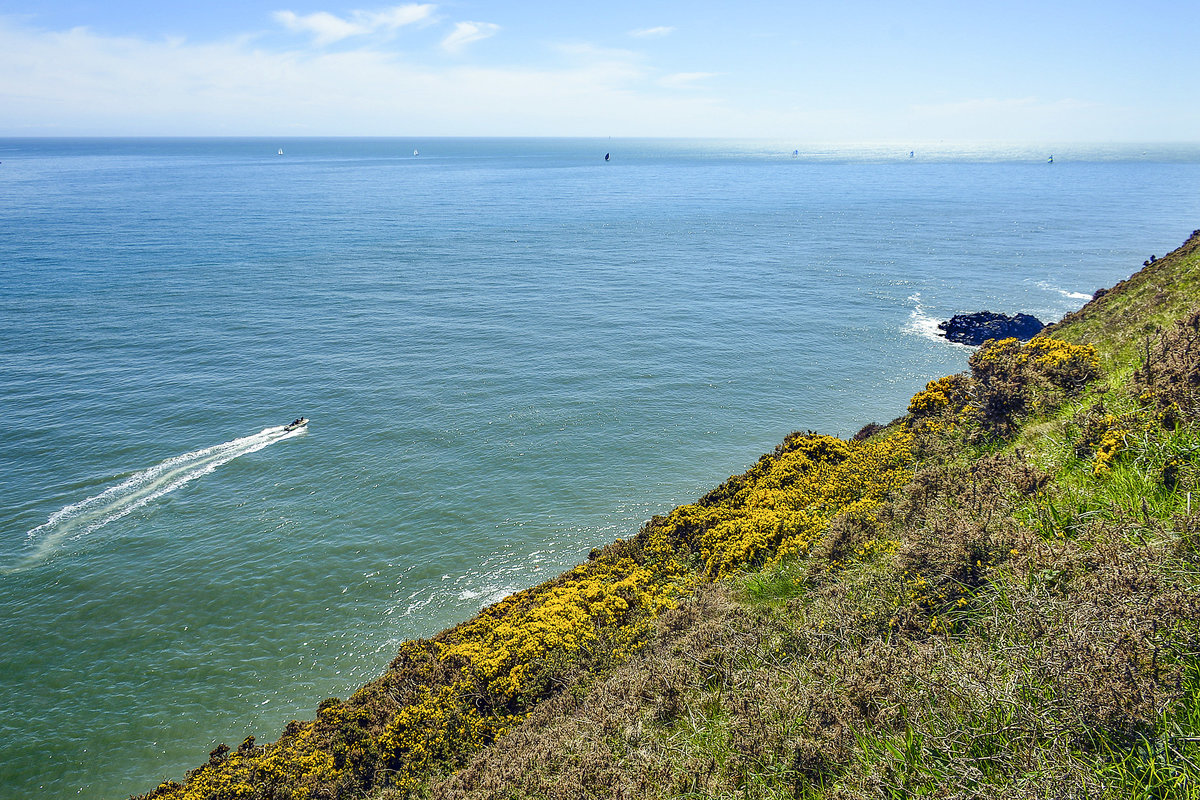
[1,138,1198,797]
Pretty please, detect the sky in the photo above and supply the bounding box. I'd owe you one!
[1,0,1197,140]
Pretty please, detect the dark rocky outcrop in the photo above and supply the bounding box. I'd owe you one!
[938,311,1045,346]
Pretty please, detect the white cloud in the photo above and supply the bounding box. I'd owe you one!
[441,21,500,54]
[629,26,674,38]
[0,17,726,137]
[273,4,436,45]
[274,11,368,44]
[658,71,717,89]
[552,42,641,64]
[366,5,437,29]
[0,16,1171,140]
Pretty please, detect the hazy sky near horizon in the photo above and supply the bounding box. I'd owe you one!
[2,1,1196,140]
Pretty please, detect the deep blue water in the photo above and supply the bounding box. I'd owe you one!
[1,137,1198,798]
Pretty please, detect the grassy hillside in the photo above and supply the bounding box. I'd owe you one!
[139,231,1200,800]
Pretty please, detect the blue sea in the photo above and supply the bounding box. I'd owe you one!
[2,137,1198,798]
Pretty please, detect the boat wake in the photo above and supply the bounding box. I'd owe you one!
[6,425,305,574]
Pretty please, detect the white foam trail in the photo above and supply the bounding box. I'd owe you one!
[6,425,304,573]
[1036,281,1092,302]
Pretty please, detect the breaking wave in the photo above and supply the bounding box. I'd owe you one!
[1036,281,1093,302]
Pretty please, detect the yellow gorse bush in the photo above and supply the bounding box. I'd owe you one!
[1025,336,1093,364]
[377,678,519,793]
[908,375,968,417]
[1092,415,1129,475]
[149,715,347,800]
[965,336,1101,436]
[905,374,974,437]
[652,432,914,579]
[435,555,686,701]
[971,337,1100,397]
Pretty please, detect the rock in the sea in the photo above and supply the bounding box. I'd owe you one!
[938,311,1045,346]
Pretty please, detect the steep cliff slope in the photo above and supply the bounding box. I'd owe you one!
[140,232,1200,800]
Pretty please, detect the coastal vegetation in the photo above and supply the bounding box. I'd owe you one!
[139,232,1200,799]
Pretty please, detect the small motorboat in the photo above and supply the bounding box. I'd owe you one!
[284,417,309,432]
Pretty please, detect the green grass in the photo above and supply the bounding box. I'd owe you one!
[1097,666,1200,800]
[742,561,810,606]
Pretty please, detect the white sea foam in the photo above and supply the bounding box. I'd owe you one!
[7,425,304,573]
[903,293,947,343]
[1036,281,1093,302]
[902,293,977,349]
[482,586,517,607]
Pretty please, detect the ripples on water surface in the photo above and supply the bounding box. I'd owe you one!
[1,138,1198,797]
